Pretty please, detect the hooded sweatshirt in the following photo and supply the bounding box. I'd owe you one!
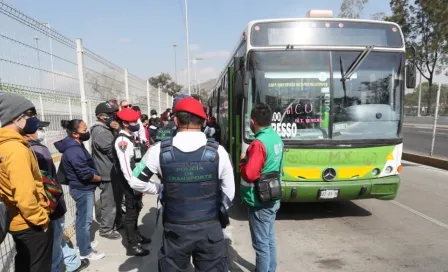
[90,121,115,181]
[0,128,50,231]
[54,136,99,191]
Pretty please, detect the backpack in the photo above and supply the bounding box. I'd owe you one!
[40,170,63,214]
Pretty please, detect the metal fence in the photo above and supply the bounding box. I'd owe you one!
[0,2,171,270]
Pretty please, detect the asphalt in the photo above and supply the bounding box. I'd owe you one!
[83,161,448,272]
[402,125,448,159]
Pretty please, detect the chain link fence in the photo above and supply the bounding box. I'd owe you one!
[0,2,171,270]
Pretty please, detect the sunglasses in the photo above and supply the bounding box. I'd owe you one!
[122,104,132,109]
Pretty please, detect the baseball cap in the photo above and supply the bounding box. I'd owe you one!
[95,102,115,116]
[173,94,191,109]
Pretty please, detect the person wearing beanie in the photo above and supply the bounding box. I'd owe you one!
[113,108,156,256]
[130,98,235,271]
[90,102,122,240]
[0,93,53,272]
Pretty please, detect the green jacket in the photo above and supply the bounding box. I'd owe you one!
[240,126,284,208]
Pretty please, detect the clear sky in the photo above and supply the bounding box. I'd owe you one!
[10,0,393,86]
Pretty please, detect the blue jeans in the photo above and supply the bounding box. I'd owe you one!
[248,202,280,272]
[70,189,94,257]
[52,215,81,272]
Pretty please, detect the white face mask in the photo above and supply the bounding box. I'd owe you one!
[36,129,46,143]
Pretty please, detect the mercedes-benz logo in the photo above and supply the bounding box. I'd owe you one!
[322,168,336,181]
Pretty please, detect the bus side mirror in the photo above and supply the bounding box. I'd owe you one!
[406,64,416,89]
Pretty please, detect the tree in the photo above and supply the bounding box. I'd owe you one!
[148,73,183,96]
[85,72,124,100]
[370,12,387,20]
[387,0,448,115]
[338,0,369,18]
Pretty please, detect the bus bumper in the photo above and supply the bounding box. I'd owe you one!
[280,175,400,202]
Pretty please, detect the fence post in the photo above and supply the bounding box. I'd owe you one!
[146,80,151,113]
[417,72,422,117]
[430,82,442,156]
[124,69,129,102]
[158,86,161,114]
[38,94,45,121]
[76,38,90,152]
[68,97,73,119]
[166,92,169,111]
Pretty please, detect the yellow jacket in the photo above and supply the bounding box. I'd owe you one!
[0,128,49,232]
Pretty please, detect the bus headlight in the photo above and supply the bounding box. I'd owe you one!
[385,166,394,174]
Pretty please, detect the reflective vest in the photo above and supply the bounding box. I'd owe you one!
[159,137,220,224]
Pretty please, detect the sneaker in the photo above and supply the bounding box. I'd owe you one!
[77,240,99,254]
[80,250,105,261]
[99,230,122,240]
[73,259,90,271]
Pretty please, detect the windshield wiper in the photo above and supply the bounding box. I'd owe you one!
[339,45,374,107]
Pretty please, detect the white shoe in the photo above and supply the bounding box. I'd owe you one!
[77,240,99,254]
[80,250,105,261]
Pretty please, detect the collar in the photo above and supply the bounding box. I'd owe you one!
[255,126,272,137]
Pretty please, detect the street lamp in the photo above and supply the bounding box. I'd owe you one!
[33,36,42,89]
[173,44,178,83]
[184,0,192,95]
[188,57,204,94]
[39,22,55,91]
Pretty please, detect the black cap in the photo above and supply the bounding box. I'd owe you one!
[95,102,115,116]
[38,121,50,128]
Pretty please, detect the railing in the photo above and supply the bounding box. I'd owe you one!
[0,1,171,270]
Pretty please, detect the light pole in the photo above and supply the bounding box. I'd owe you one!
[33,36,42,89]
[188,57,204,94]
[184,0,191,95]
[173,44,178,83]
[40,22,55,91]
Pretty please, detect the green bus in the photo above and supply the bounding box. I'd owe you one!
[206,10,416,202]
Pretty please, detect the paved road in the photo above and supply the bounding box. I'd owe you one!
[86,161,448,271]
[405,116,448,126]
[403,125,448,158]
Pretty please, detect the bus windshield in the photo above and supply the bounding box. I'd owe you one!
[245,50,404,141]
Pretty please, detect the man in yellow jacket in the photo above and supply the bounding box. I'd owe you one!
[0,93,52,272]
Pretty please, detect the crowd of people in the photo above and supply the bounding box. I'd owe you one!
[0,91,283,272]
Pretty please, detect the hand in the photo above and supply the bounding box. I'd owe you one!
[240,152,246,161]
[157,183,164,195]
[42,222,49,232]
[110,121,120,130]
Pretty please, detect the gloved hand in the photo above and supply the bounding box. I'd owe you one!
[156,183,164,195]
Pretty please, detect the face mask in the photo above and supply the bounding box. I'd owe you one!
[104,116,114,126]
[78,131,90,142]
[22,117,40,134]
[36,130,46,143]
[128,124,140,132]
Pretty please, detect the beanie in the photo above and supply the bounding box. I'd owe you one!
[0,93,35,127]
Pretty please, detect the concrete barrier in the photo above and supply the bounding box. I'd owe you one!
[403,152,448,170]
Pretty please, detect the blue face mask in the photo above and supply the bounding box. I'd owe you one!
[128,124,140,132]
[22,117,40,134]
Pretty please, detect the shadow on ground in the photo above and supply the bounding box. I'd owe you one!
[229,197,372,222]
[119,206,161,271]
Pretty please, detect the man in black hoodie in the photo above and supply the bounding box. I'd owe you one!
[90,102,122,240]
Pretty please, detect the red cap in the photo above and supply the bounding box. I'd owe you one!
[174,98,207,119]
[117,108,141,122]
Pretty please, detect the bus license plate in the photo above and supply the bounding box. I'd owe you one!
[319,189,339,199]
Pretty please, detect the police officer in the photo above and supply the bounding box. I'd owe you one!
[113,108,152,256]
[130,98,235,271]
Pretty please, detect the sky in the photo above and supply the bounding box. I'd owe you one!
[8,0,395,87]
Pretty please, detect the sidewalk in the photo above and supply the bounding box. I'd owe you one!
[85,194,162,271]
[403,123,448,129]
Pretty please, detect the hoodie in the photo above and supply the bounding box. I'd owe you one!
[30,140,67,221]
[90,121,115,181]
[54,136,99,191]
[0,128,50,231]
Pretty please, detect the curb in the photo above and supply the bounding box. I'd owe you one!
[403,152,448,170]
